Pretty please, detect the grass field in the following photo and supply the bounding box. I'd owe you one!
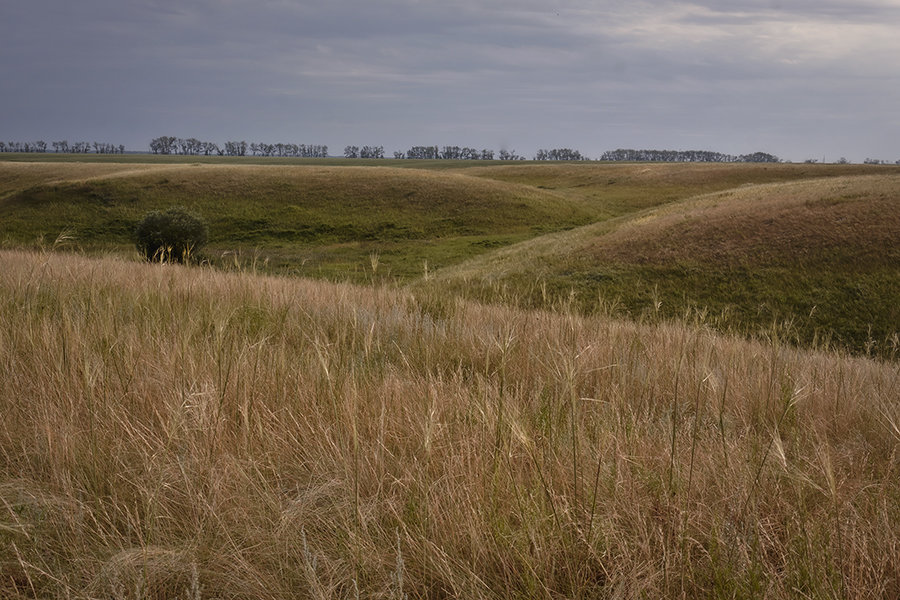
[1,155,899,598]
[0,161,599,280]
[2,156,898,357]
[430,172,900,357]
[1,249,898,599]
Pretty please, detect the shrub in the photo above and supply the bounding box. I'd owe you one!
[135,207,208,263]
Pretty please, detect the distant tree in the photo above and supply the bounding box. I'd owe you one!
[344,145,360,158]
[837,157,849,164]
[441,146,459,160]
[360,145,384,159]
[224,141,246,156]
[535,148,584,161]
[406,145,439,159]
[150,136,176,155]
[598,148,779,163]
[738,152,780,163]
[499,149,524,161]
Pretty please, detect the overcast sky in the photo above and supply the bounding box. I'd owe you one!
[2,0,899,162]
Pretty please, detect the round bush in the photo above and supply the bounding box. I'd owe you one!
[135,207,208,263]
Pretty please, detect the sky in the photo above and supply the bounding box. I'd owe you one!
[2,0,899,162]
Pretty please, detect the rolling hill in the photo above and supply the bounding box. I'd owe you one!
[0,162,597,280]
[1,157,899,595]
[2,157,898,355]
[430,173,900,356]
[1,248,898,598]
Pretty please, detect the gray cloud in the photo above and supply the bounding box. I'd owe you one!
[1,0,898,161]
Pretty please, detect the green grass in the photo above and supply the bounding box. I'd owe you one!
[2,156,898,356]
[430,174,900,357]
[0,162,596,281]
[455,263,899,357]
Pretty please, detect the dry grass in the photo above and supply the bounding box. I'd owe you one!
[584,174,900,267]
[453,162,894,213]
[0,162,583,218]
[0,163,166,201]
[430,173,900,356]
[1,249,899,599]
[436,173,900,277]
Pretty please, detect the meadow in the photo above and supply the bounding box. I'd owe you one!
[1,155,899,598]
[1,249,898,599]
[1,156,897,355]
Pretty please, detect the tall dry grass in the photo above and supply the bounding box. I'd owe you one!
[1,249,898,599]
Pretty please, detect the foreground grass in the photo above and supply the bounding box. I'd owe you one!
[2,250,898,599]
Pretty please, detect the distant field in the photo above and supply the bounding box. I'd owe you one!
[1,155,897,355]
[0,161,597,279]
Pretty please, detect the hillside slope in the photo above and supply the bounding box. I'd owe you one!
[430,174,900,356]
[452,161,892,217]
[0,163,595,280]
[2,159,897,353]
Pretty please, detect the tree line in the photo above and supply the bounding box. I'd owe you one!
[345,145,585,161]
[25,135,898,164]
[863,158,900,165]
[598,149,781,163]
[343,145,386,159]
[0,140,125,154]
[535,148,584,161]
[149,136,328,158]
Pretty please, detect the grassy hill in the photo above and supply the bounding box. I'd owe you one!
[1,249,898,599]
[453,161,886,217]
[0,162,598,280]
[2,156,898,355]
[431,173,900,356]
[1,156,898,596]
